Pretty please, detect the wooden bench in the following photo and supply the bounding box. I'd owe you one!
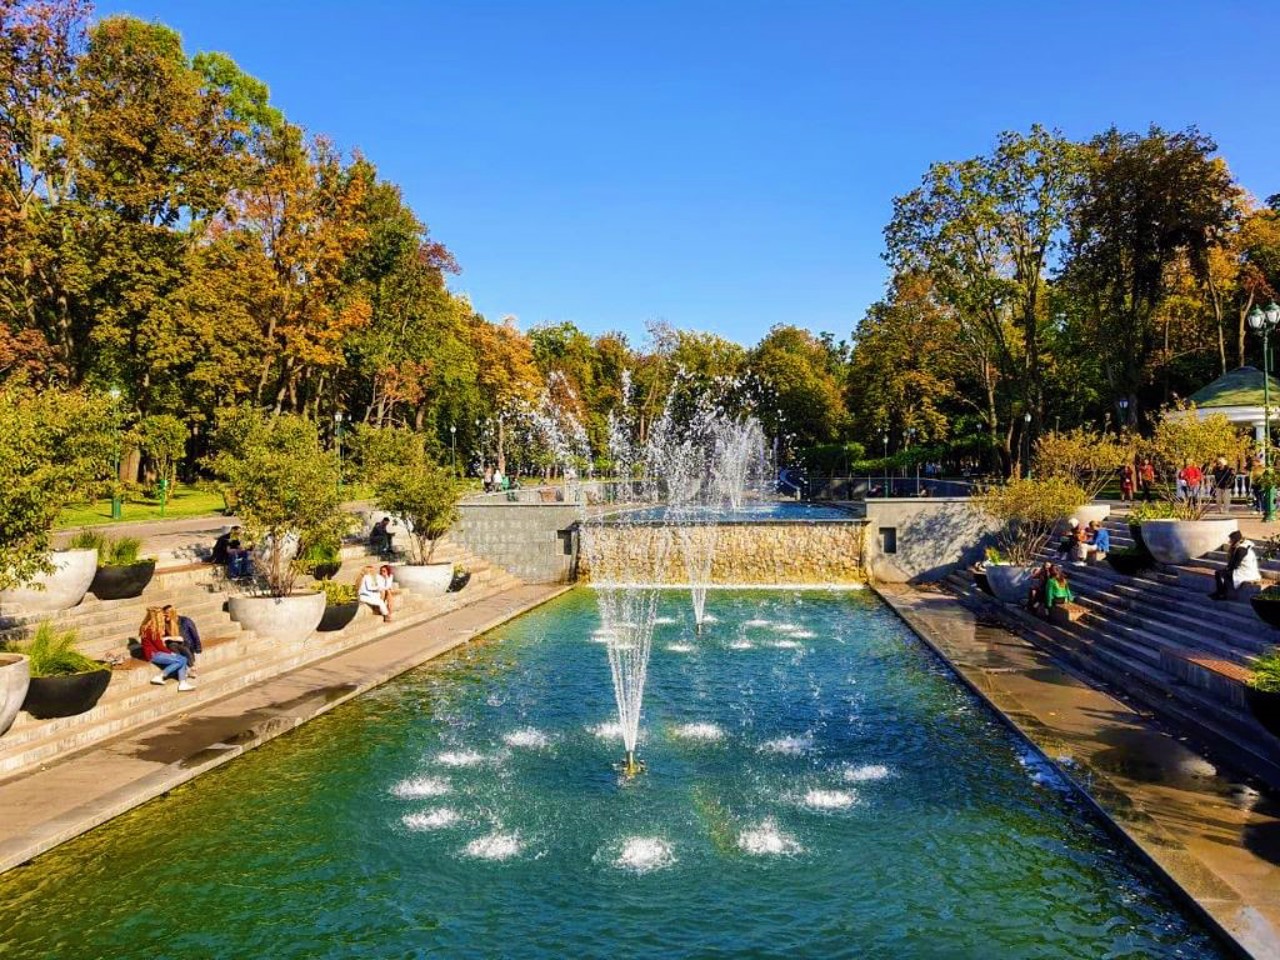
[1049,601,1087,626]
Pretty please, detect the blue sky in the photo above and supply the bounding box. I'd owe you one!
[97,1,1280,347]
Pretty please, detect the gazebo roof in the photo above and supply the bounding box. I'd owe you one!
[1187,366,1280,409]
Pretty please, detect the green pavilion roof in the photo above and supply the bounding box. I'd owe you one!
[1187,366,1280,408]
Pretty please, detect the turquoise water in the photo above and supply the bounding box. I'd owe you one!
[615,501,856,522]
[0,589,1224,959]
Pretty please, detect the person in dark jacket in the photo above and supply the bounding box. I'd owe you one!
[162,604,203,676]
[1211,456,1236,514]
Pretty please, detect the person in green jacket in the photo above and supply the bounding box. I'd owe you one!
[1045,566,1074,609]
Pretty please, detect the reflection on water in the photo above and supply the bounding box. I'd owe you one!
[0,589,1227,960]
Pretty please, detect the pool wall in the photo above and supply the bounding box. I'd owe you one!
[580,521,866,585]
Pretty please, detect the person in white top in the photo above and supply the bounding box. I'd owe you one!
[358,565,391,621]
[1211,531,1260,600]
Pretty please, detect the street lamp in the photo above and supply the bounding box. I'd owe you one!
[450,423,457,476]
[882,431,889,497]
[108,387,123,520]
[1118,398,1129,434]
[907,427,920,494]
[1248,301,1280,521]
[333,412,344,498]
[1024,412,1034,478]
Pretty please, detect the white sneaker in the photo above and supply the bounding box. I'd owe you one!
[150,676,167,685]
[177,680,196,692]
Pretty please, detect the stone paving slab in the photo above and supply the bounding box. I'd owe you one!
[0,582,569,876]
[876,583,1280,960]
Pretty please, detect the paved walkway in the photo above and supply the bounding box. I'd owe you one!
[0,582,569,875]
[877,583,1280,960]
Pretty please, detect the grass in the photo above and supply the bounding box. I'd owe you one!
[56,484,229,529]
[5,622,103,677]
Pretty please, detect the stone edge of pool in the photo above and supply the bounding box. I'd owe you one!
[0,583,573,880]
[874,582,1279,960]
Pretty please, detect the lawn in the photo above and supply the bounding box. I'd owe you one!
[57,485,229,529]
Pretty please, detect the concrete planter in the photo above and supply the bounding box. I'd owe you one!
[395,562,454,596]
[1070,504,1111,526]
[1245,686,1280,740]
[317,601,360,633]
[985,564,1039,604]
[0,549,98,613]
[1139,518,1237,565]
[1250,595,1280,630]
[0,654,30,736]
[90,560,156,601]
[23,667,111,720]
[228,591,325,645]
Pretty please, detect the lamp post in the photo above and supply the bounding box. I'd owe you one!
[906,427,919,494]
[108,387,123,520]
[1024,412,1034,478]
[1118,398,1129,433]
[333,412,344,498]
[881,431,889,497]
[449,423,457,476]
[1248,301,1280,521]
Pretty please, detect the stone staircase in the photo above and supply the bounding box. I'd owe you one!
[942,513,1280,788]
[0,536,522,782]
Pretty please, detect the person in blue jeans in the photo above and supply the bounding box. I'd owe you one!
[139,608,195,691]
[1086,520,1110,562]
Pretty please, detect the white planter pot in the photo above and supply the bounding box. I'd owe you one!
[0,654,30,737]
[1140,518,1238,565]
[1070,504,1111,526]
[985,564,1039,603]
[228,591,326,645]
[0,549,98,613]
[394,562,454,596]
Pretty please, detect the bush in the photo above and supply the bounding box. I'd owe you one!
[1127,501,1179,524]
[360,427,461,565]
[69,530,104,552]
[206,412,351,597]
[138,414,187,490]
[316,580,357,605]
[7,622,104,678]
[67,532,142,566]
[1250,647,1280,694]
[798,442,867,474]
[1143,405,1248,519]
[0,386,121,591]
[1033,428,1135,499]
[976,477,1087,565]
[297,539,342,573]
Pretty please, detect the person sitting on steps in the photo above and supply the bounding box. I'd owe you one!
[358,565,393,622]
[1085,520,1110,563]
[1057,518,1080,559]
[162,604,202,678]
[139,607,195,691]
[1043,565,1075,616]
[1211,530,1260,601]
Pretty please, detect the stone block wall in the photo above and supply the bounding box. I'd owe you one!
[861,498,997,583]
[452,502,581,583]
[579,522,865,585]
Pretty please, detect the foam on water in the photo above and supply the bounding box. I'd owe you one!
[1016,749,1073,793]
[463,832,523,861]
[390,776,451,798]
[589,721,624,740]
[743,618,771,628]
[772,622,802,633]
[699,614,719,624]
[843,764,892,783]
[760,734,812,755]
[671,722,725,742]
[653,616,678,625]
[787,630,816,639]
[614,837,676,873]
[402,809,460,831]
[802,789,858,810]
[589,630,615,644]
[503,728,550,749]
[729,639,755,650]
[436,750,485,767]
[665,643,695,653]
[770,639,803,649]
[738,818,804,856]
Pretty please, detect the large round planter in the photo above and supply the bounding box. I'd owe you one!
[974,570,995,598]
[89,560,156,601]
[23,667,111,720]
[228,592,325,645]
[1244,686,1280,740]
[1139,518,1238,565]
[448,570,471,593]
[1070,504,1111,526]
[0,549,98,613]
[317,601,360,633]
[1106,551,1152,577]
[1250,596,1280,630]
[394,563,454,596]
[0,654,30,736]
[985,564,1039,604]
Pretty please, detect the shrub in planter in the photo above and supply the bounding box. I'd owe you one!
[1250,585,1280,630]
[10,623,111,719]
[1126,501,1177,556]
[1033,427,1134,519]
[449,564,471,593]
[1245,647,1280,739]
[80,533,156,601]
[316,580,360,632]
[298,540,343,581]
[1142,405,1248,521]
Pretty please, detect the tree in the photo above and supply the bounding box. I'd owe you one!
[1032,427,1134,499]
[470,315,541,472]
[977,477,1087,565]
[0,384,118,589]
[138,413,187,488]
[748,324,847,451]
[359,426,459,564]
[1142,406,1247,519]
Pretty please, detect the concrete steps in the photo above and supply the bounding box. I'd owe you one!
[0,538,522,782]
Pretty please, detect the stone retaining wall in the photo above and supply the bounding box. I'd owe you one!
[452,502,580,583]
[579,522,865,585]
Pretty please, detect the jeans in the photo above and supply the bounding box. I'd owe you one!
[151,651,187,682]
[228,552,252,579]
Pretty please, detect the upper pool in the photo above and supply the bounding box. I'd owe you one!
[0,590,1225,959]
[610,500,858,523]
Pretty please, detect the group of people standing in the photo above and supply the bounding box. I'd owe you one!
[482,466,508,493]
[1120,455,1247,513]
[1118,460,1157,502]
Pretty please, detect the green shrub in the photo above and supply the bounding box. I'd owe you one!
[297,540,342,573]
[1127,501,1178,524]
[976,477,1088,565]
[316,580,357,605]
[8,622,104,678]
[69,530,105,552]
[1250,648,1280,694]
[67,533,143,566]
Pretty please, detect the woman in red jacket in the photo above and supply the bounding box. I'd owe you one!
[139,607,195,691]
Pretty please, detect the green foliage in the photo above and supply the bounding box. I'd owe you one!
[798,443,868,474]
[315,580,357,605]
[1143,406,1247,518]
[1248,646,1280,694]
[138,415,188,488]
[8,623,105,678]
[1033,428,1135,498]
[206,411,350,597]
[297,540,342,572]
[1127,501,1178,524]
[374,463,461,565]
[69,530,104,552]
[0,386,121,590]
[976,477,1088,565]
